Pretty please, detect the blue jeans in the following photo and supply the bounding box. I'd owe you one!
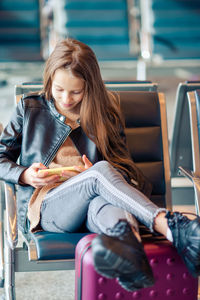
[40,161,167,234]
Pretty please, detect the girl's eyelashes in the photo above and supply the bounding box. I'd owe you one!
[53,84,83,94]
[53,85,63,92]
[55,89,83,95]
[72,90,82,94]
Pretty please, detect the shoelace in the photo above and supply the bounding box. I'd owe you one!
[166,211,199,248]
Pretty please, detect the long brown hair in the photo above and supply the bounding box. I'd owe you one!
[42,38,141,184]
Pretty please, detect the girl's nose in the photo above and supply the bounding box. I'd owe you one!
[62,92,71,103]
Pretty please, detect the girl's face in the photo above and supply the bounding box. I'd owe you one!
[52,68,85,114]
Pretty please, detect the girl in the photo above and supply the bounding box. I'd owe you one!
[0,38,199,291]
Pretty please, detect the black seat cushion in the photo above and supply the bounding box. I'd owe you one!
[31,231,89,260]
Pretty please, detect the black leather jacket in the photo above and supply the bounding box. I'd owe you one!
[0,94,151,233]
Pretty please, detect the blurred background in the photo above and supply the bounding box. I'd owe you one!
[0,0,200,299]
[1,0,200,62]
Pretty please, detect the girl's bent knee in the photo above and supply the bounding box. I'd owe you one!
[93,160,111,170]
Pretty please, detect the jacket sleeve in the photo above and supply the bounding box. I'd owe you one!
[0,98,27,184]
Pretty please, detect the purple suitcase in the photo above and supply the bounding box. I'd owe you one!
[75,234,198,300]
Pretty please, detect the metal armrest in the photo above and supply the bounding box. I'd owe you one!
[4,182,18,249]
[178,166,200,216]
[1,124,18,249]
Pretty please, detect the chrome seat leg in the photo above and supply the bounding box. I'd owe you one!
[4,240,15,300]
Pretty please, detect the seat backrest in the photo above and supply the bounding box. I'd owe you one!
[170,81,200,177]
[15,83,43,103]
[106,81,157,91]
[187,89,200,176]
[15,81,158,103]
[14,83,171,210]
[119,91,171,210]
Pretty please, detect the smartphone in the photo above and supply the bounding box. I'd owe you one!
[38,166,81,176]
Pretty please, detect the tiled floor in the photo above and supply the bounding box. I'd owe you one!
[0,61,200,299]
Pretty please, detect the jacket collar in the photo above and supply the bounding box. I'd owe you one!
[48,98,81,125]
[48,99,66,123]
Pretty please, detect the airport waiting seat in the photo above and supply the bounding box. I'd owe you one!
[0,82,157,299]
[0,85,198,299]
[0,0,42,62]
[150,1,200,60]
[170,81,200,206]
[170,81,200,177]
[50,0,136,61]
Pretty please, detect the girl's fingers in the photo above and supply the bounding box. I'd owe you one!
[73,166,85,172]
[82,154,93,169]
[61,170,78,178]
[32,174,61,188]
[32,162,47,171]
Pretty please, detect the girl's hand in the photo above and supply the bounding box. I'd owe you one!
[82,154,93,169]
[19,163,60,188]
[61,155,93,178]
[74,154,93,172]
